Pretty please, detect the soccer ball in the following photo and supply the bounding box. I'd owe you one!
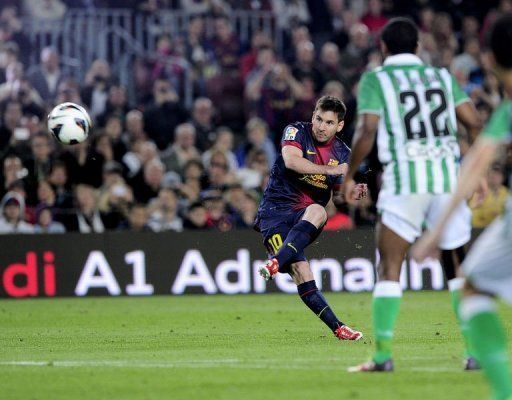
[47,102,92,145]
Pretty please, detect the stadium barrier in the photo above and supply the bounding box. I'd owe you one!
[0,229,446,298]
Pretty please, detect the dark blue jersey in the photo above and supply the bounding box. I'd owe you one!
[257,122,350,218]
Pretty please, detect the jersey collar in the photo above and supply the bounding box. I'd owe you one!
[383,53,423,66]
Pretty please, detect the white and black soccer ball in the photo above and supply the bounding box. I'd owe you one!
[47,102,92,145]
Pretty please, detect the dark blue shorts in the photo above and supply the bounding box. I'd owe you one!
[254,207,308,268]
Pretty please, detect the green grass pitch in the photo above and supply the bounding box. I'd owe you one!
[1,292,511,399]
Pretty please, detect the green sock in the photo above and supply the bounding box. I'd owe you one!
[448,278,474,358]
[462,296,512,400]
[372,281,402,363]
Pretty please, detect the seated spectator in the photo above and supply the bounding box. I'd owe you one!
[123,139,159,179]
[35,179,56,209]
[240,30,273,81]
[103,114,128,163]
[54,79,82,105]
[318,42,344,85]
[118,203,152,232]
[201,189,234,231]
[24,132,55,205]
[190,97,217,151]
[80,133,114,188]
[470,162,509,228]
[160,122,201,174]
[361,0,389,35]
[0,100,30,159]
[124,109,147,143]
[132,158,165,203]
[236,117,276,169]
[1,155,27,199]
[179,159,204,204]
[143,78,188,150]
[209,15,241,73]
[183,200,209,230]
[291,40,324,93]
[26,46,66,104]
[0,191,34,233]
[236,148,268,190]
[272,0,310,30]
[202,127,238,172]
[97,84,130,127]
[147,187,183,232]
[97,161,133,216]
[80,59,113,120]
[47,161,73,210]
[33,204,65,233]
[234,190,259,228]
[201,150,237,190]
[64,184,119,232]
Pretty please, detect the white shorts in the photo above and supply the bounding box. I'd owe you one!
[377,193,472,249]
[462,213,512,304]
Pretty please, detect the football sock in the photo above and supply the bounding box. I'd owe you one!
[297,280,344,331]
[447,278,474,358]
[460,295,512,400]
[372,281,402,364]
[275,220,318,272]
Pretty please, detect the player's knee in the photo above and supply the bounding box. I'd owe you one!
[305,204,327,225]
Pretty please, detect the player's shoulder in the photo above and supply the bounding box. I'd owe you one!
[333,135,351,154]
[283,121,311,140]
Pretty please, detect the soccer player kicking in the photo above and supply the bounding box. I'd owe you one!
[412,14,512,400]
[255,96,367,341]
[343,18,483,371]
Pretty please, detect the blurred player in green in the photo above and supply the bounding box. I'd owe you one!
[413,13,512,400]
[343,17,483,372]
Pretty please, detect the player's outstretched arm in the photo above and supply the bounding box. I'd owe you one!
[456,101,483,144]
[282,145,345,175]
[411,137,498,261]
[344,113,379,204]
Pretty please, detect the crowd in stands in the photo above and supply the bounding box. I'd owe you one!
[0,0,510,233]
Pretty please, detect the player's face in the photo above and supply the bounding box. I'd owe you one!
[311,110,344,143]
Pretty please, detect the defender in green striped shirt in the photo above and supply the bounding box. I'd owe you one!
[344,18,482,373]
[413,13,512,400]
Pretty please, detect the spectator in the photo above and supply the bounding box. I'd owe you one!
[103,114,128,163]
[202,126,238,172]
[143,78,188,150]
[47,161,73,210]
[201,189,234,231]
[291,40,324,93]
[118,203,152,232]
[323,200,354,230]
[81,59,113,120]
[210,15,241,73]
[0,191,34,233]
[147,187,183,232]
[452,36,481,78]
[1,155,27,198]
[361,0,388,34]
[26,47,66,104]
[23,0,67,24]
[33,204,66,233]
[124,109,147,143]
[161,122,201,174]
[97,161,133,216]
[236,117,276,169]
[64,184,118,232]
[201,150,236,190]
[97,84,130,126]
[190,97,216,151]
[271,0,310,30]
[183,200,209,230]
[132,158,165,203]
[240,30,273,81]
[339,23,371,86]
[318,42,344,85]
[24,132,55,204]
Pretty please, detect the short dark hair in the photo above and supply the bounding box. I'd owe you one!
[381,17,419,55]
[489,13,512,69]
[314,95,346,121]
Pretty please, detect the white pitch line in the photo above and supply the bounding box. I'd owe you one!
[0,360,463,373]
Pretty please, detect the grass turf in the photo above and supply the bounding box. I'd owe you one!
[1,291,511,399]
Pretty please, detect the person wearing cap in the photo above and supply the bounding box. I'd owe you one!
[0,191,34,233]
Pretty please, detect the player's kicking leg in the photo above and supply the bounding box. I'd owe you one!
[348,220,409,372]
[259,204,327,280]
[289,260,362,341]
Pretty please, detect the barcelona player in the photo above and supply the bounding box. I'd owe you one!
[255,96,367,341]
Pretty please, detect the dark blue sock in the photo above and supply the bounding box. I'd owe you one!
[297,280,344,332]
[275,220,318,272]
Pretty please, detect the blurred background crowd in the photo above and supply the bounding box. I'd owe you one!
[0,0,510,234]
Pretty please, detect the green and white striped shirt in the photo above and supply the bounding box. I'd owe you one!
[357,54,469,195]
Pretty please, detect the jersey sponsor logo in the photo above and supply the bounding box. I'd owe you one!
[404,139,459,160]
[299,174,328,189]
[284,126,298,140]
[328,159,339,166]
[306,149,316,155]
